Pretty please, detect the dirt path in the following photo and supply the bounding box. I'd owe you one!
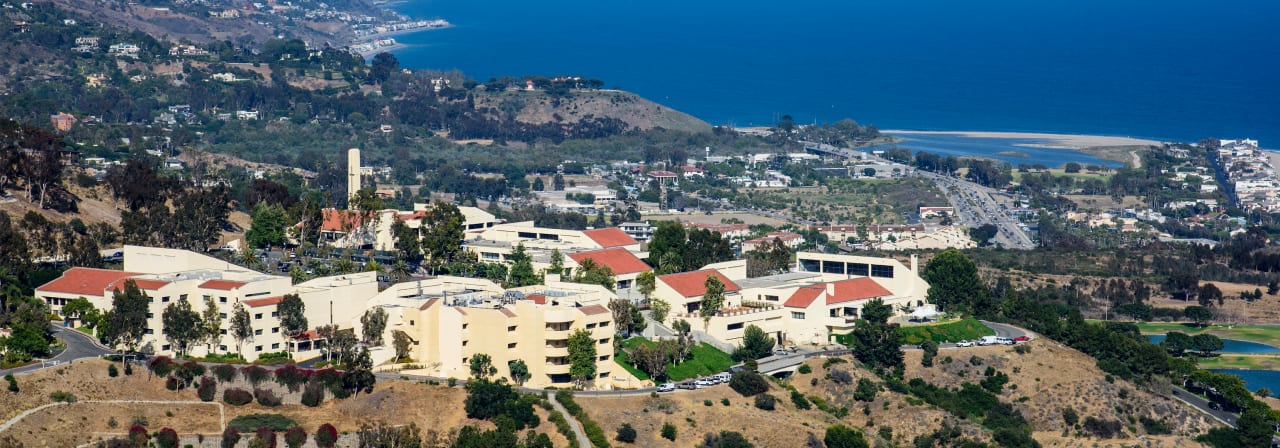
[550,394,591,448]
[1130,150,1143,168]
[0,400,224,435]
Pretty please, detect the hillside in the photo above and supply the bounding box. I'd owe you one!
[474,90,712,134]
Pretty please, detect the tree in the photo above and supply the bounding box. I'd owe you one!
[532,177,545,191]
[661,423,676,441]
[702,431,755,448]
[161,296,203,357]
[342,347,377,395]
[547,249,564,276]
[649,297,670,324]
[745,238,792,278]
[420,201,465,273]
[968,224,998,246]
[391,330,412,361]
[1064,162,1082,173]
[277,294,307,346]
[648,222,686,273]
[616,423,637,443]
[61,297,96,327]
[103,280,149,355]
[920,340,939,367]
[230,301,253,355]
[1161,332,1193,356]
[572,258,616,291]
[246,202,288,249]
[700,275,726,328]
[732,325,775,361]
[567,329,597,388]
[1191,334,1224,357]
[553,174,565,191]
[284,426,307,448]
[356,421,421,448]
[314,424,338,448]
[1198,283,1223,307]
[508,359,530,386]
[505,244,539,287]
[469,353,497,378]
[360,307,388,345]
[609,299,635,336]
[637,270,656,299]
[1183,306,1214,327]
[922,249,990,315]
[368,52,399,84]
[850,299,903,369]
[824,425,869,448]
[390,220,422,264]
[202,298,223,354]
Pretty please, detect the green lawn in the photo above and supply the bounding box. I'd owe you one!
[1129,322,1280,345]
[1194,354,1280,370]
[897,317,995,345]
[614,338,734,382]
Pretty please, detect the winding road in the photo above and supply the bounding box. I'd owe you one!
[0,325,115,376]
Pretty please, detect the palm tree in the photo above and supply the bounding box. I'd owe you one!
[390,260,410,283]
[335,257,355,275]
[239,248,263,271]
[364,259,382,276]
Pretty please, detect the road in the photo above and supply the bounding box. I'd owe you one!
[0,325,115,376]
[917,170,1036,249]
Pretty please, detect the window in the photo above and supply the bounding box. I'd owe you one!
[162,344,170,351]
[219,296,228,303]
[598,372,608,378]
[203,295,212,302]
[146,313,154,318]
[220,329,227,335]
[409,320,415,326]
[255,329,263,336]
[517,231,537,239]
[271,311,278,317]
[148,297,154,303]
[255,313,263,319]
[507,326,517,332]
[764,295,779,302]
[219,345,227,351]
[727,322,744,330]
[144,328,153,335]
[255,345,263,352]
[462,324,468,330]
[179,294,188,301]
[599,321,609,327]
[462,340,468,346]
[586,323,596,329]
[598,355,610,361]
[598,339,609,345]
[272,327,279,333]
[271,343,279,349]
[791,312,806,320]
[219,313,227,319]
[508,343,517,349]
[849,263,870,276]
[162,296,170,303]
[870,264,894,278]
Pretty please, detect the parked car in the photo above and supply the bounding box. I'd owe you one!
[773,349,789,356]
[657,383,675,392]
[955,340,974,347]
[1013,336,1031,342]
[714,373,732,383]
[977,336,1000,346]
[677,382,698,390]
[694,378,714,387]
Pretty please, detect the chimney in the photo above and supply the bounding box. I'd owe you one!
[910,254,919,273]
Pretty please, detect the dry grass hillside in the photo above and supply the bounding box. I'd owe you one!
[474,90,712,134]
[579,341,1218,448]
[0,359,567,447]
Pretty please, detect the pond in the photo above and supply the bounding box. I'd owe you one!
[1211,369,1280,398]
[1145,335,1280,354]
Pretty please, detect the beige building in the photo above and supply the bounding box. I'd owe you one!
[35,246,378,361]
[318,204,499,251]
[364,276,621,388]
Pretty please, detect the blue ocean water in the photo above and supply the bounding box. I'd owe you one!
[386,0,1280,144]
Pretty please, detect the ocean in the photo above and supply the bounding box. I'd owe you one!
[385,0,1280,145]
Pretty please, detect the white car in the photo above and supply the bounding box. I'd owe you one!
[657,383,675,392]
[954,340,974,347]
[694,378,714,387]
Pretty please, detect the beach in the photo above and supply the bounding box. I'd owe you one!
[882,130,1163,150]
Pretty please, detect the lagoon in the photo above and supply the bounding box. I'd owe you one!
[1146,335,1280,354]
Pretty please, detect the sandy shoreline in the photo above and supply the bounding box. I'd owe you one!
[882,130,1163,149]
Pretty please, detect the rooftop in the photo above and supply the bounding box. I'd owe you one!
[568,248,651,275]
[658,270,741,298]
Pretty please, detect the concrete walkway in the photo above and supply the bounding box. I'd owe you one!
[549,394,592,448]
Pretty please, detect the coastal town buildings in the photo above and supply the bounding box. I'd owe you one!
[1213,139,1280,211]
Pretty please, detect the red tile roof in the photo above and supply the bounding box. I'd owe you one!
[527,294,547,305]
[319,209,372,232]
[36,267,138,297]
[579,304,609,316]
[243,296,284,308]
[199,279,245,290]
[106,277,170,292]
[647,170,678,178]
[568,248,650,275]
[658,270,741,298]
[582,228,637,248]
[419,297,440,310]
[783,278,893,308]
[499,308,517,318]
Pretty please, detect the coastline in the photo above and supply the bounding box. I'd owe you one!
[882,130,1164,150]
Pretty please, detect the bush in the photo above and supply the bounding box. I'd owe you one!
[149,356,175,377]
[108,364,119,377]
[228,413,298,432]
[156,427,179,448]
[274,364,310,392]
[213,364,238,382]
[254,426,277,448]
[557,391,610,448]
[165,375,181,391]
[548,411,579,448]
[221,427,241,448]
[223,388,253,406]
[180,361,205,381]
[661,422,677,441]
[124,363,133,376]
[754,394,777,410]
[721,398,730,406]
[853,378,877,402]
[315,423,338,448]
[49,390,77,403]
[128,425,149,446]
[198,376,217,402]
[242,365,270,386]
[830,369,853,385]
[790,390,811,410]
[703,399,712,406]
[255,388,283,407]
[797,364,812,374]
[301,380,326,407]
[824,424,868,448]
[284,426,307,448]
[728,371,770,397]
[616,423,637,443]
[1140,416,1172,435]
[1082,417,1123,439]
[822,358,847,369]
[6,374,17,392]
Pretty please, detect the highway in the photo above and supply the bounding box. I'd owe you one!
[916,170,1036,249]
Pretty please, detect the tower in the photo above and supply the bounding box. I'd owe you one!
[347,148,361,210]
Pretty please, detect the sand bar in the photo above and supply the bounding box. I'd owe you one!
[882,130,1163,149]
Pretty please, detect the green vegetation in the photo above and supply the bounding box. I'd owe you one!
[615,338,732,381]
[1134,322,1280,345]
[1194,354,1280,370]
[228,413,297,432]
[897,318,995,345]
[556,391,611,448]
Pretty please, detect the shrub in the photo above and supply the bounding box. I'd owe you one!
[1082,417,1123,439]
[49,391,77,403]
[824,424,868,448]
[790,390,811,410]
[149,356,175,377]
[255,388,283,407]
[242,365,270,386]
[213,364,238,382]
[1140,416,1172,435]
[221,427,241,448]
[165,376,181,391]
[301,380,326,407]
[6,374,17,392]
[180,361,205,380]
[721,398,730,406]
[156,428,179,448]
[853,378,877,402]
[128,425,149,446]
[284,426,307,448]
[616,423,637,443]
[124,363,133,375]
[254,426,277,448]
[728,371,770,397]
[822,357,847,369]
[315,423,338,448]
[223,388,253,406]
[228,413,297,432]
[830,369,853,385]
[703,399,713,406]
[198,376,217,402]
[754,394,777,410]
[548,411,579,448]
[797,364,812,374]
[274,364,310,392]
[1062,407,1079,426]
[661,422,677,441]
[108,364,119,377]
